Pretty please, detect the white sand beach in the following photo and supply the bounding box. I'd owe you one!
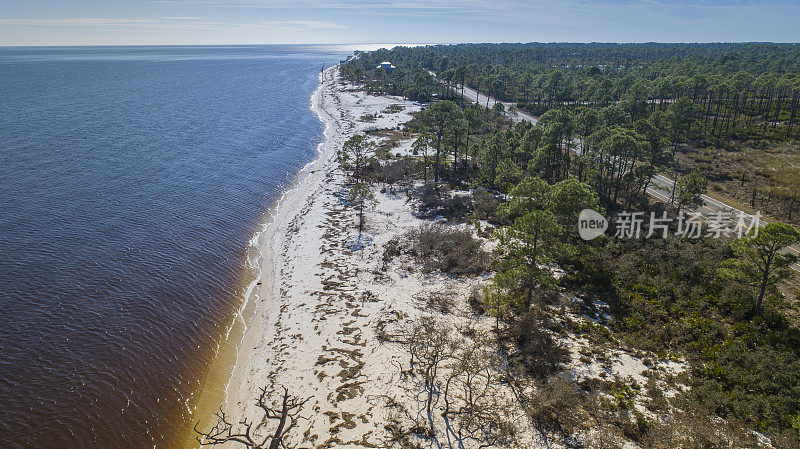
[216,66,459,446]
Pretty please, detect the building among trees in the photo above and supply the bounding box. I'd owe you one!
[376,61,396,73]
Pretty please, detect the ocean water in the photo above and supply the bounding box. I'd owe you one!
[0,45,352,449]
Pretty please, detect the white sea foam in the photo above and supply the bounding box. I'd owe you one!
[215,66,338,414]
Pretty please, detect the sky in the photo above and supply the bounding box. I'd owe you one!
[1,0,799,46]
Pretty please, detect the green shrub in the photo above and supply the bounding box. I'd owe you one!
[408,223,489,275]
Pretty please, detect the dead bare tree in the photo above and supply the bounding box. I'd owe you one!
[402,317,520,449]
[442,334,514,448]
[195,386,308,449]
[407,316,459,428]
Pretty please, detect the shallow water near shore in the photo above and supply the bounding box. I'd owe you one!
[0,45,352,449]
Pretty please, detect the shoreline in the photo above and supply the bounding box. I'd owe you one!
[186,66,341,447]
[187,65,439,446]
[220,64,342,418]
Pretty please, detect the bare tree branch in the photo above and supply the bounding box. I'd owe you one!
[195,386,309,449]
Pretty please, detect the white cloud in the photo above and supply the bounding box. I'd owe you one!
[0,18,160,27]
[2,0,797,45]
[156,0,514,16]
[0,17,345,32]
[260,20,346,29]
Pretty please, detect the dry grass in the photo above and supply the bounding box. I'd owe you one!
[679,140,800,224]
[365,128,412,159]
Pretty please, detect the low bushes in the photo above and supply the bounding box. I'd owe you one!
[510,311,570,378]
[383,223,489,276]
[412,184,472,222]
[410,224,489,275]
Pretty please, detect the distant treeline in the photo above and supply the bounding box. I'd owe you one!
[341,43,800,141]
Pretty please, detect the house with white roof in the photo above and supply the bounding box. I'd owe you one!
[376,61,396,73]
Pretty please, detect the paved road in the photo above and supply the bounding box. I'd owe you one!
[646,174,800,270]
[438,76,800,271]
[430,71,537,124]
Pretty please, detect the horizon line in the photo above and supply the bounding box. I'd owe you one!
[2,41,800,48]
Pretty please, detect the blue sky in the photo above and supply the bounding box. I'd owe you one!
[1,0,799,46]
